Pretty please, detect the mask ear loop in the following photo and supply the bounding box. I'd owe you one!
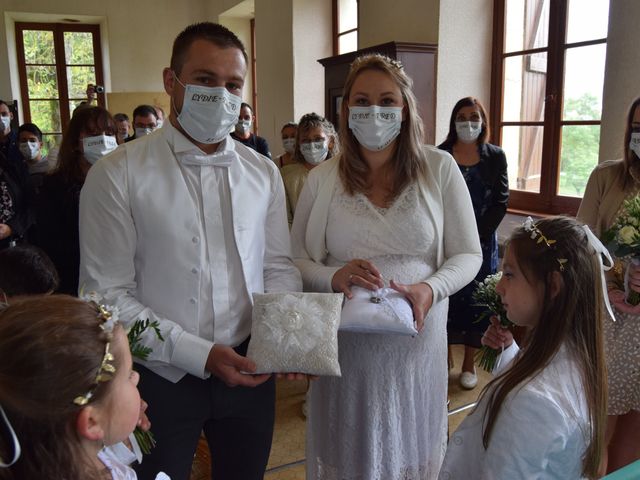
[0,405,21,467]
[582,225,616,322]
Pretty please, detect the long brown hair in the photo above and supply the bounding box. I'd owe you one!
[53,106,116,185]
[338,54,426,201]
[0,295,120,480]
[478,216,606,479]
[293,112,339,165]
[622,96,640,190]
[440,96,490,149]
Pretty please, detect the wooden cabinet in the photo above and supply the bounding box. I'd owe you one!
[318,42,438,144]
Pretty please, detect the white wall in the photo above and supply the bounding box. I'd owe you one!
[253,0,294,154]
[435,0,493,145]
[292,0,332,121]
[217,15,253,107]
[599,0,640,162]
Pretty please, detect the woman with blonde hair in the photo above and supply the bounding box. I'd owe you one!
[291,54,482,478]
[281,113,339,225]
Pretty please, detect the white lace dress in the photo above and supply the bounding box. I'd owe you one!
[306,182,448,480]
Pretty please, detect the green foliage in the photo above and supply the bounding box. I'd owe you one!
[558,93,601,197]
[126,318,164,454]
[127,318,164,361]
[21,29,96,137]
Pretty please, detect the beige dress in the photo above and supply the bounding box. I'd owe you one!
[578,159,640,415]
[281,162,310,225]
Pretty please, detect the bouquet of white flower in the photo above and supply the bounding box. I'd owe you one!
[472,272,513,372]
[603,196,640,305]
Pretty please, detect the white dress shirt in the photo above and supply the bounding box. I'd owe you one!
[439,343,590,479]
[79,123,301,382]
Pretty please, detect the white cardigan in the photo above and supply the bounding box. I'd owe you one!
[290,146,482,302]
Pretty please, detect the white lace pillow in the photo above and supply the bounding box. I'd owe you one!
[340,286,418,336]
[246,292,342,376]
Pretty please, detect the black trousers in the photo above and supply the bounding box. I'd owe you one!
[134,340,276,480]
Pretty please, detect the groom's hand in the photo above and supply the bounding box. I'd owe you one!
[206,344,271,387]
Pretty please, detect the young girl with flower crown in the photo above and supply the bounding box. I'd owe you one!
[0,295,168,480]
[438,216,608,479]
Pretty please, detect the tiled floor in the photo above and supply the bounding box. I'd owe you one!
[190,344,492,479]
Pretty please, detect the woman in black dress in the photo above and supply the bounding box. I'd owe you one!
[438,97,508,389]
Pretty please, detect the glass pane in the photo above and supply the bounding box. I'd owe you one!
[67,66,96,98]
[22,30,56,64]
[563,44,606,121]
[339,31,358,55]
[29,100,61,134]
[559,124,600,197]
[567,0,609,44]
[338,0,358,33]
[64,31,95,65]
[505,0,549,53]
[26,65,59,99]
[502,125,544,193]
[503,54,547,122]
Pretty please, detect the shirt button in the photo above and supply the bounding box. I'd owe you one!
[189,298,197,304]
[192,236,199,244]
[453,435,463,446]
[191,267,198,274]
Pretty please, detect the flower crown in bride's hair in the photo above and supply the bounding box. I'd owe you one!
[522,217,568,272]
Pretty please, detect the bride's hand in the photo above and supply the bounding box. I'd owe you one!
[331,259,384,299]
[389,280,433,333]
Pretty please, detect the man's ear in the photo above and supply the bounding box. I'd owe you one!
[163,67,175,96]
[76,405,105,442]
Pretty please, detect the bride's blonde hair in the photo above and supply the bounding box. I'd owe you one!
[338,54,427,203]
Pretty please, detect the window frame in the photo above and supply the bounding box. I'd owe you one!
[490,0,607,216]
[15,22,105,138]
[333,0,359,56]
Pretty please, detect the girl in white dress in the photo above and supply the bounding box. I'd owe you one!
[439,217,607,479]
[291,54,482,479]
[0,295,168,480]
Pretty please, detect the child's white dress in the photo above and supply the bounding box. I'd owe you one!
[438,343,590,480]
[99,443,170,480]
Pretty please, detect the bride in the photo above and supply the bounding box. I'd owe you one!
[291,53,482,479]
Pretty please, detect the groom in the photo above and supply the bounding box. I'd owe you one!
[79,22,301,479]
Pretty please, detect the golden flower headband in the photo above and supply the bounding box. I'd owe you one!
[522,217,568,271]
[73,297,119,406]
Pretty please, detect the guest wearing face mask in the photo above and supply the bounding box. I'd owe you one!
[437,96,508,390]
[275,121,298,169]
[291,55,482,479]
[281,113,338,226]
[0,100,22,168]
[33,106,117,294]
[18,123,49,192]
[125,104,159,143]
[0,149,30,250]
[114,113,131,144]
[230,102,271,158]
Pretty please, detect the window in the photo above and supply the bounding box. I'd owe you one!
[15,22,105,153]
[333,0,358,55]
[490,0,609,215]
